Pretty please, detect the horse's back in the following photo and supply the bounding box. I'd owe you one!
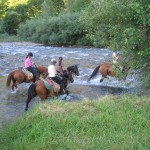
[101,63,111,68]
[99,63,110,72]
[100,63,115,77]
[8,69,24,79]
[37,66,48,73]
[35,79,56,99]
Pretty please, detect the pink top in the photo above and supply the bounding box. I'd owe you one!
[25,57,32,68]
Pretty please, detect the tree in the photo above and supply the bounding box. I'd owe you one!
[64,0,90,12]
[3,11,21,34]
[0,0,9,20]
[41,0,64,16]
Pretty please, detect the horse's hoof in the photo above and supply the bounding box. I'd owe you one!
[25,108,28,111]
[100,79,103,82]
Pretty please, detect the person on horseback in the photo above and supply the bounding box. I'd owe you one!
[55,57,65,74]
[24,52,37,81]
[48,59,63,94]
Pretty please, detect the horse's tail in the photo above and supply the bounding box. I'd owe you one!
[25,83,37,111]
[88,65,100,81]
[6,72,13,89]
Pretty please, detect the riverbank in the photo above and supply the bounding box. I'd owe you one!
[0,95,150,149]
[0,42,43,46]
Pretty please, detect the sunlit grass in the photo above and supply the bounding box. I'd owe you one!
[0,95,150,150]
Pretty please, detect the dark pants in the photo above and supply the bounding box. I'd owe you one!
[51,76,62,85]
[26,66,37,75]
[51,76,63,94]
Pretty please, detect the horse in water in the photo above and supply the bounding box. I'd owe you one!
[6,66,48,91]
[88,63,129,82]
[25,70,74,111]
[67,64,79,76]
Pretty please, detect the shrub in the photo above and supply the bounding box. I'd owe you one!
[18,12,91,46]
[3,11,21,35]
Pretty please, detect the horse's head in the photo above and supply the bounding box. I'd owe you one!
[62,70,74,83]
[67,65,79,76]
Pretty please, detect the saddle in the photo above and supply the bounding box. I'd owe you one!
[22,68,33,80]
[41,78,60,92]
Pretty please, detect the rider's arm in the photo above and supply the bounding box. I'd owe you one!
[61,62,65,71]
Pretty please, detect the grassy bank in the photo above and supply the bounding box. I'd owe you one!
[0,34,25,42]
[0,95,150,150]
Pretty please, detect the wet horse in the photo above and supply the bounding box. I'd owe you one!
[6,66,48,90]
[25,71,74,111]
[67,64,79,76]
[88,63,129,82]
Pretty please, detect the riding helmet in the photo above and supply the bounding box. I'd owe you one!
[51,59,57,64]
[28,52,33,57]
[59,57,63,61]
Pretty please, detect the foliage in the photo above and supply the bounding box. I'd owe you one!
[41,0,64,16]
[0,34,24,42]
[0,0,9,19]
[2,11,21,34]
[82,0,150,88]
[8,4,29,24]
[8,0,28,7]
[0,95,150,149]
[25,0,44,18]
[18,12,91,46]
[65,0,91,12]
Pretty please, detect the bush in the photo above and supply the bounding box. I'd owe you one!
[18,12,91,46]
[82,0,150,88]
[3,11,21,35]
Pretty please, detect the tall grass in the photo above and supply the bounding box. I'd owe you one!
[0,95,150,150]
[0,34,25,42]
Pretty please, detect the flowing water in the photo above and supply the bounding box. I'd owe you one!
[0,42,138,130]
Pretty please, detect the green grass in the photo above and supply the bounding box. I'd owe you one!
[0,95,150,150]
[0,34,26,42]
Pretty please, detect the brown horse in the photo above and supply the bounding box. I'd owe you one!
[6,66,48,90]
[25,71,74,111]
[88,63,129,82]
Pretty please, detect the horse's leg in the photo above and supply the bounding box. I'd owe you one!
[59,83,64,95]
[66,90,69,96]
[25,83,37,111]
[14,82,18,89]
[12,83,15,91]
[100,76,105,82]
[12,83,17,90]
[40,95,47,102]
[100,68,109,82]
[12,82,19,91]
[25,97,32,111]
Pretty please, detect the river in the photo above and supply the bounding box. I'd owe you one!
[0,42,138,130]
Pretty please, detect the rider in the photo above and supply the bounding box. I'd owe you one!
[55,57,65,74]
[48,59,63,93]
[112,51,119,64]
[24,52,37,80]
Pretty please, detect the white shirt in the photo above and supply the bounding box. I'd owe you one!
[48,65,56,77]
